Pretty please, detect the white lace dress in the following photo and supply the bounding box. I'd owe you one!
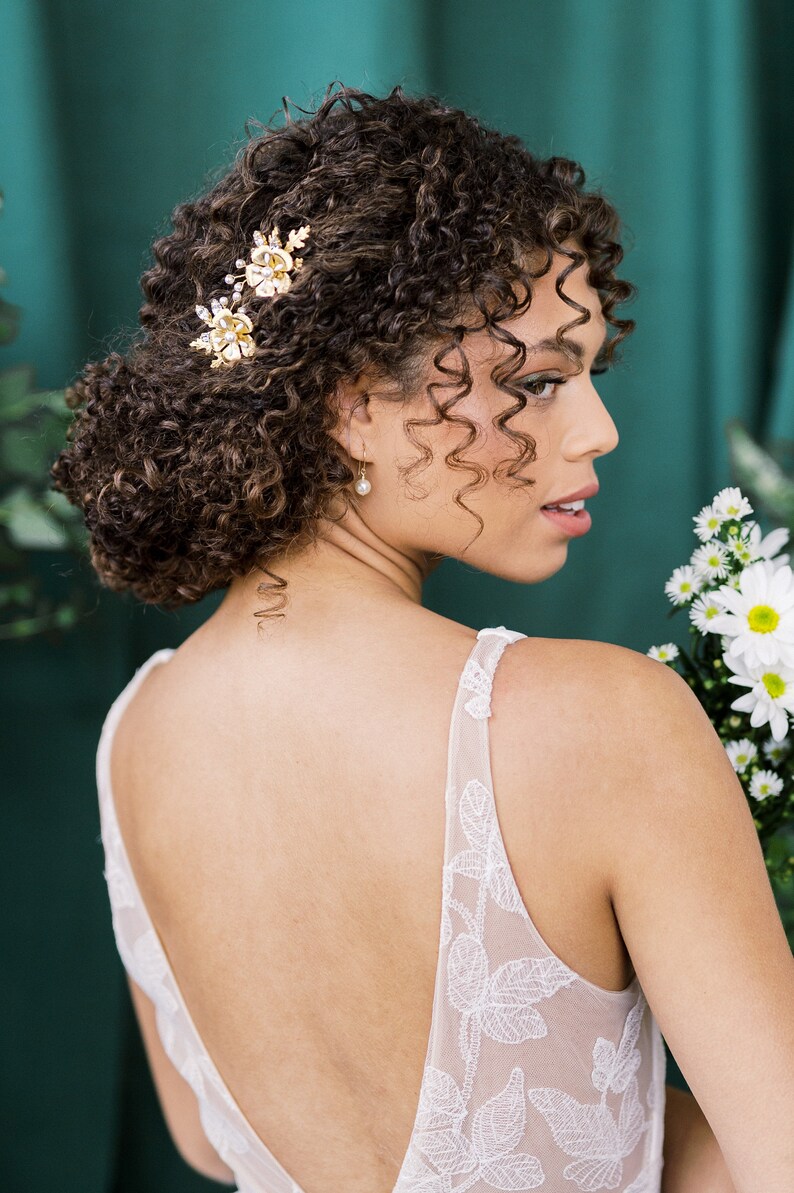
[96,625,666,1192]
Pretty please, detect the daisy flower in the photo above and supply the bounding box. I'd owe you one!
[725,738,758,773]
[688,591,723,634]
[710,559,794,667]
[749,769,784,801]
[693,503,724,542]
[747,522,790,569]
[664,565,701,606]
[691,540,731,583]
[712,486,753,522]
[647,643,679,662]
[722,646,794,741]
[763,734,791,765]
[726,531,756,567]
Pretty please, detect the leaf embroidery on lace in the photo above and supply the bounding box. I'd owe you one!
[460,658,495,719]
[591,996,646,1094]
[412,1068,545,1190]
[398,757,582,1189]
[448,935,577,1044]
[526,993,652,1191]
[404,671,660,1193]
[526,1077,648,1191]
[448,780,533,917]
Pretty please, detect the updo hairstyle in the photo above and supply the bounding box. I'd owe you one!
[50,82,635,619]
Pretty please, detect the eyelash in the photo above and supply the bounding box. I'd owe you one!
[519,365,610,400]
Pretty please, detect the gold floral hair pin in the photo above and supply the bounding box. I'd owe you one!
[190,223,311,369]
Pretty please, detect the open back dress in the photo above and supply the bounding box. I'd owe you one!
[96,625,667,1192]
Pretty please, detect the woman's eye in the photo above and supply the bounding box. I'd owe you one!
[519,375,563,400]
[519,364,611,400]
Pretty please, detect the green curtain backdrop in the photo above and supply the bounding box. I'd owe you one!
[1,2,791,1190]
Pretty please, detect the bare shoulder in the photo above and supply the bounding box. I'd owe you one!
[500,635,794,1186]
[495,633,687,775]
[499,631,705,759]
[497,630,766,888]
[502,631,684,699]
[489,634,693,865]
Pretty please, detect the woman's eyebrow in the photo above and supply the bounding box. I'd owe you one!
[524,330,609,360]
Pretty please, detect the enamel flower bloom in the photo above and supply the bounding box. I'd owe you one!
[190,299,255,369]
[710,559,794,667]
[189,222,311,369]
[245,224,310,297]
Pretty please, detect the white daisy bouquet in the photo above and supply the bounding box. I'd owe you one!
[648,486,794,886]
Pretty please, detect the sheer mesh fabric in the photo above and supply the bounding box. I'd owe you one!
[96,626,665,1193]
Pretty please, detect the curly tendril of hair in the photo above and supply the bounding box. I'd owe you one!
[50,81,636,621]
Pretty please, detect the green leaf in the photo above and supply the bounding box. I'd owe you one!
[1,424,50,477]
[32,389,71,415]
[0,485,70,549]
[0,406,74,479]
[0,364,38,419]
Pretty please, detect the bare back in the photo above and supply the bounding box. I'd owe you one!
[109,607,645,1190]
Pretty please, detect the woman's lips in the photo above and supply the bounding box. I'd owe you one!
[540,506,593,537]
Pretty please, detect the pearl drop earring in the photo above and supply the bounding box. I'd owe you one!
[354,445,371,496]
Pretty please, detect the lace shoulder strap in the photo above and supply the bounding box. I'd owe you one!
[459,626,527,720]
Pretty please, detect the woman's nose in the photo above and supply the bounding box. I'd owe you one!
[564,381,620,459]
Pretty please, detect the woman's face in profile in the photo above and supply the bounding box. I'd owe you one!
[350,245,621,586]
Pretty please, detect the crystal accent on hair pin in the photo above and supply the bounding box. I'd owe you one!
[189,223,311,369]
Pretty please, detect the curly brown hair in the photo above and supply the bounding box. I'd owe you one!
[50,81,636,620]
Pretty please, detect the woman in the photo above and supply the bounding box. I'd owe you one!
[52,84,793,1192]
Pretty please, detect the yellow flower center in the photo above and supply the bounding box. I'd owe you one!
[747,604,780,633]
[680,581,692,593]
[705,605,718,619]
[737,752,748,765]
[762,672,786,699]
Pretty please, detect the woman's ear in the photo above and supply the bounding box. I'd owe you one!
[326,370,376,459]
